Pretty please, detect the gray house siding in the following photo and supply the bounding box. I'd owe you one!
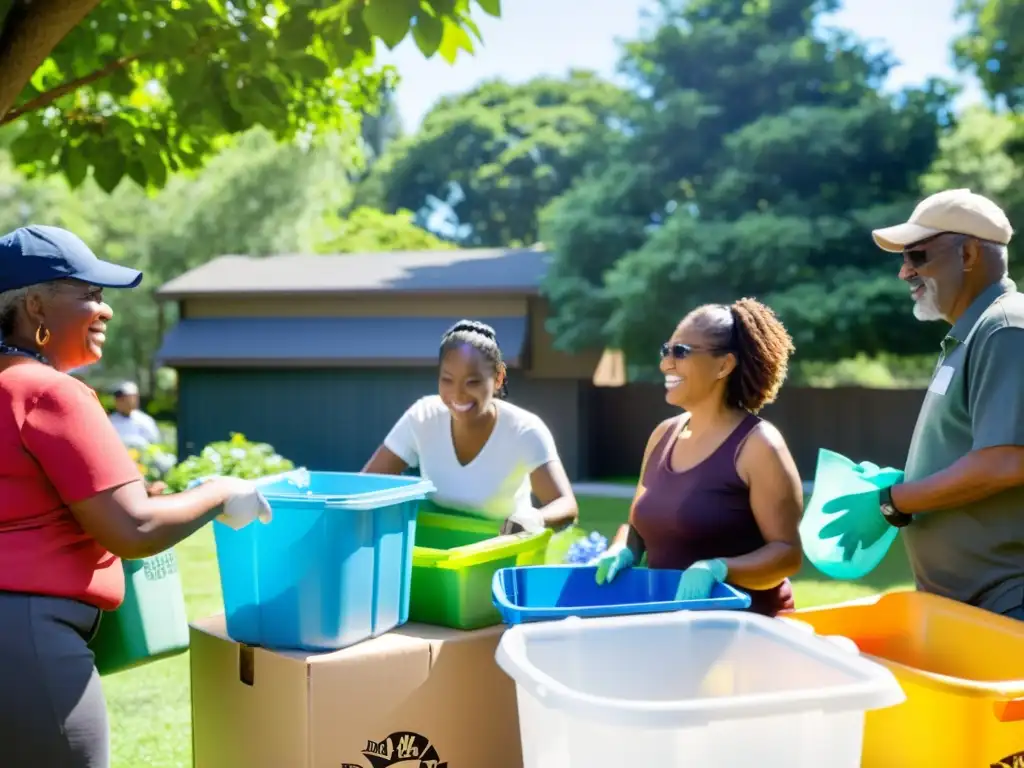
[157,315,528,368]
[504,378,584,480]
[177,368,586,479]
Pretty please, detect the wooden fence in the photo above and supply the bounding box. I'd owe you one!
[583,384,926,480]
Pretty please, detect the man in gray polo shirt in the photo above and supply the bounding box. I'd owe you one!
[822,188,1024,619]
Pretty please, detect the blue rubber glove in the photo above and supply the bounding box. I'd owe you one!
[817,488,890,560]
[674,559,728,601]
[593,545,634,585]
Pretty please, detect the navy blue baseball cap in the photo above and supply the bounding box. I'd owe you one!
[0,225,142,293]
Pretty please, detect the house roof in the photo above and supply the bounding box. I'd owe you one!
[156,247,549,299]
[155,315,529,368]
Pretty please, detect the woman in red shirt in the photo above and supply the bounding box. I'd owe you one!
[0,225,272,768]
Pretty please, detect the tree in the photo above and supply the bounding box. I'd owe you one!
[920,105,1024,282]
[1,125,453,388]
[355,71,633,246]
[0,0,500,191]
[40,127,354,390]
[314,206,455,252]
[360,85,404,165]
[0,148,89,233]
[920,106,1020,199]
[541,0,950,369]
[955,0,1024,109]
[954,0,1024,224]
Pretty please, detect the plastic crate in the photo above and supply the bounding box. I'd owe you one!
[793,590,1024,767]
[495,610,904,767]
[214,470,433,651]
[410,509,552,630]
[492,564,751,625]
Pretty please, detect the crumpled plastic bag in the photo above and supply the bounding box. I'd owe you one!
[800,448,904,580]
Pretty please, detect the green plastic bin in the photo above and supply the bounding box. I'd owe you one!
[89,548,190,676]
[410,508,553,630]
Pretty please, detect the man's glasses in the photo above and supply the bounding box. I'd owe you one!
[903,232,964,269]
[903,246,931,269]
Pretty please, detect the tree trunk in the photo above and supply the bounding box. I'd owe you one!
[0,0,102,122]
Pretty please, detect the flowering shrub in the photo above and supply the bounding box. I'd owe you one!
[544,524,609,565]
[127,443,178,483]
[163,433,295,493]
[565,531,609,564]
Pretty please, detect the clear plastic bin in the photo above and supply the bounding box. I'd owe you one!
[495,611,904,767]
[214,471,433,651]
[793,590,1024,767]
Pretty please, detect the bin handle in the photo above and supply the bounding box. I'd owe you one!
[436,532,544,568]
[321,480,436,511]
[777,619,860,655]
[994,698,1024,722]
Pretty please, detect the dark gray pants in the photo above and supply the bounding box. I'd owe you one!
[0,593,108,768]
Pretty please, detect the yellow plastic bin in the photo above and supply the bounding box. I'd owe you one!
[792,590,1024,767]
[410,508,553,630]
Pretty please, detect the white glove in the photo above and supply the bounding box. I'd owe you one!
[500,507,544,535]
[215,477,273,530]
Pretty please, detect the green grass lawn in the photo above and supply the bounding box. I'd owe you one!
[104,495,913,767]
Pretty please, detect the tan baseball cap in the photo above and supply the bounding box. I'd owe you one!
[872,188,1013,252]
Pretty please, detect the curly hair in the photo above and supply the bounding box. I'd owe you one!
[689,297,795,413]
[438,319,509,399]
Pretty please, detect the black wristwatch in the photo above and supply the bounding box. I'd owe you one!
[880,485,913,528]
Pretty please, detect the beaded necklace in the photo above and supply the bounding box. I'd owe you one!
[0,342,49,366]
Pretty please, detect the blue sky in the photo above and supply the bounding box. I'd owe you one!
[379,0,981,130]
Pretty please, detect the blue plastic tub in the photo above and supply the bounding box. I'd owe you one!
[492,565,751,625]
[214,470,434,651]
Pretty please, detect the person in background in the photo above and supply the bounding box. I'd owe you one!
[822,189,1024,620]
[0,225,272,768]
[363,319,578,535]
[109,380,160,449]
[593,298,804,617]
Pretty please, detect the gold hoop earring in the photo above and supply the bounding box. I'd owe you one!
[35,325,50,347]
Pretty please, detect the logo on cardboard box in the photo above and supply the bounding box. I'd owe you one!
[993,752,1024,768]
[340,730,447,768]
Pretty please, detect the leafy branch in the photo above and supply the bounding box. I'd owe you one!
[0,53,139,125]
[0,0,103,122]
[0,0,503,190]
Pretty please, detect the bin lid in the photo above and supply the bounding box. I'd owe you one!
[495,610,904,730]
[257,470,435,511]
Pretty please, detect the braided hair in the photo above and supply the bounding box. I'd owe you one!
[438,319,508,399]
[689,297,794,413]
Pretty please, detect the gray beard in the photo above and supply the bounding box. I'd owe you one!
[912,281,943,322]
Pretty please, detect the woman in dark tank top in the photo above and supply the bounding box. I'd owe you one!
[593,298,804,617]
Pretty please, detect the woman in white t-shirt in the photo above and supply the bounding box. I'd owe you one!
[363,320,578,533]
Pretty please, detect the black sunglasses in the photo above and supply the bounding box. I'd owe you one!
[903,245,934,270]
[902,232,965,269]
[660,342,730,360]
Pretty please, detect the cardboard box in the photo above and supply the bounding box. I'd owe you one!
[189,615,523,768]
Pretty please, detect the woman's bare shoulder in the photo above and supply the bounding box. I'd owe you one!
[747,419,790,451]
